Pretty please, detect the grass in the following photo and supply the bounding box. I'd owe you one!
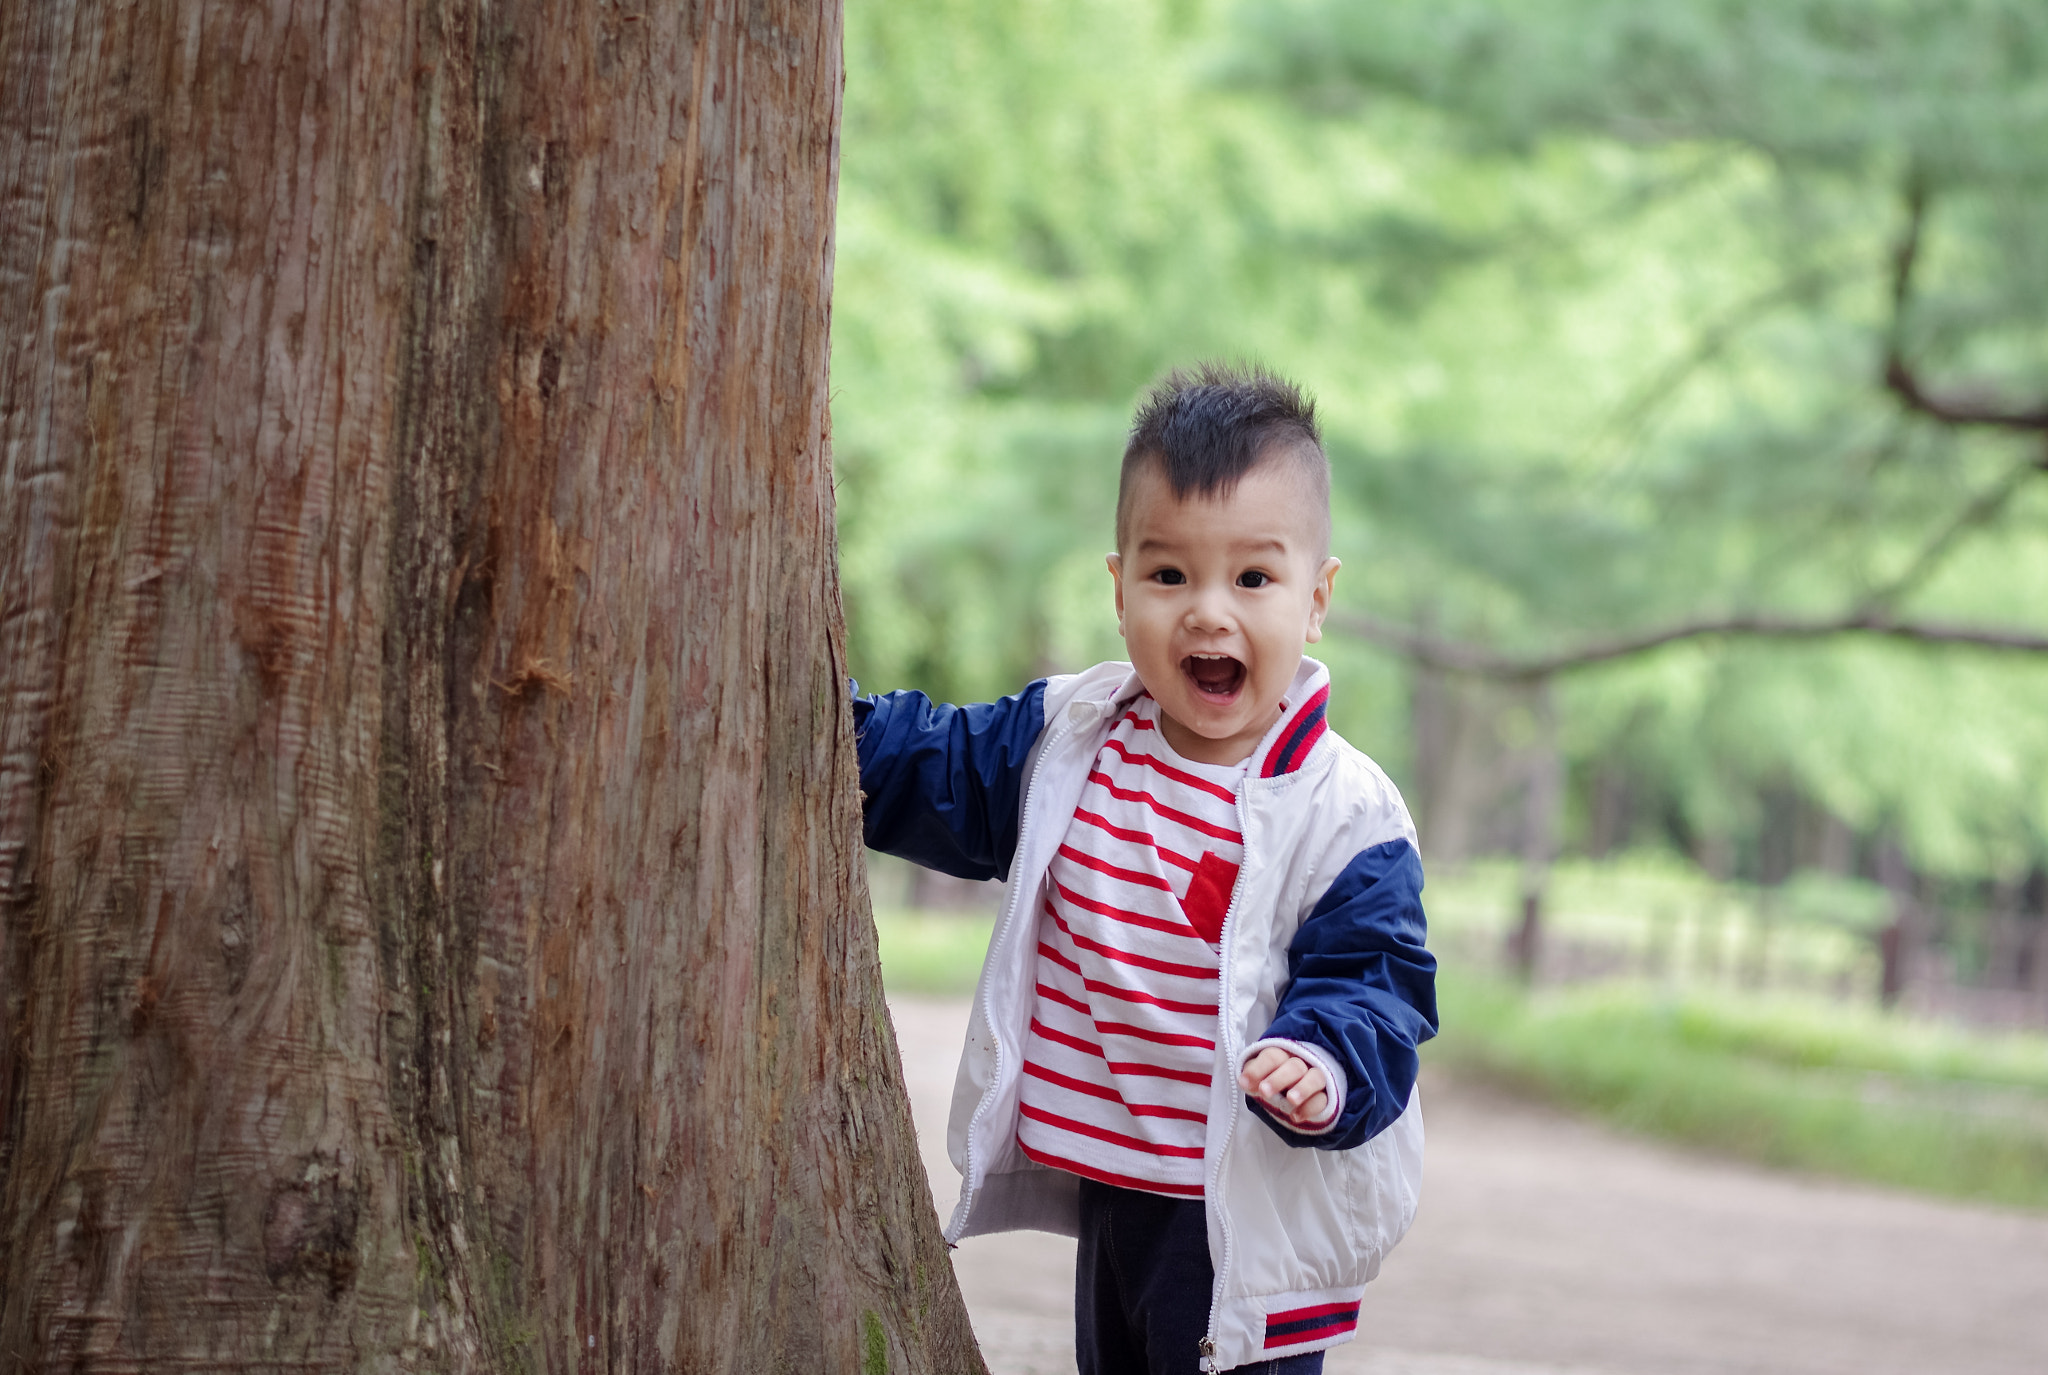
[1432,971,2048,1210]
[870,906,2048,1210]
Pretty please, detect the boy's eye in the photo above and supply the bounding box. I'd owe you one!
[1238,570,1270,589]
[1153,568,1186,586]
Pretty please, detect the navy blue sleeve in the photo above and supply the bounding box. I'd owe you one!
[1248,837,1438,1151]
[852,680,1048,882]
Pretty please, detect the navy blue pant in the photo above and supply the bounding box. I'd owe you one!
[1075,1178,1325,1375]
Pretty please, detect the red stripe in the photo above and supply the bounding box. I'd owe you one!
[1038,942,1084,976]
[1030,1017,1105,1061]
[1264,1316,1358,1349]
[1053,877,1199,939]
[1269,1300,1361,1324]
[1095,1018,1214,1051]
[1086,771,1242,843]
[1101,739,1239,803]
[1083,977,1215,1017]
[1022,1061,1208,1122]
[1036,982,1092,1017]
[1052,912,1217,980]
[1020,1103,1206,1158]
[1057,843,1174,892]
[1109,1059,1211,1085]
[1074,808,1199,872]
[1018,1142,1206,1197]
[1260,685,1330,779]
[1023,1059,1123,1105]
[1039,959,1220,1016]
[1117,711,1158,732]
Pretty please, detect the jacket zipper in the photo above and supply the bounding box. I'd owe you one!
[950,702,1082,1241]
[1199,780,1256,1374]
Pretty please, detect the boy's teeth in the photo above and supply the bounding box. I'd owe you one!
[1183,653,1246,696]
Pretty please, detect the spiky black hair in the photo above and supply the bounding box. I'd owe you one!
[1115,362,1330,555]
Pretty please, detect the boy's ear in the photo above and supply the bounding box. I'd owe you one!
[1106,553,1126,636]
[1305,556,1340,645]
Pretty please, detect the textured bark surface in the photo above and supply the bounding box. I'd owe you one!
[0,2,984,1370]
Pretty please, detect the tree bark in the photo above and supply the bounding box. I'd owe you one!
[0,2,983,1370]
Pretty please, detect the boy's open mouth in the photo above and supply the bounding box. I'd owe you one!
[1182,653,1246,702]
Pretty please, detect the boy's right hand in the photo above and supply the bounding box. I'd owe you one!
[1238,1046,1331,1129]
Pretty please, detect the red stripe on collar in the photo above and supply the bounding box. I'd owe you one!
[1259,684,1329,778]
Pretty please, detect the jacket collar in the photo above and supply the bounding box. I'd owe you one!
[1102,657,1331,779]
[1253,658,1331,779]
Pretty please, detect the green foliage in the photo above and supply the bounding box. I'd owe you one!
[1433,971,2048,1209]
[835,0,2048,877]
[1236,0,2048,184]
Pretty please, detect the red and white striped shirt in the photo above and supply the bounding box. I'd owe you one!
[1015,695,1248,1196]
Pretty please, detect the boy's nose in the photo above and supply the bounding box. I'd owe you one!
[1184,586,1234,632]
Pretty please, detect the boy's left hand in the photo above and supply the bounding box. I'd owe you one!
[1238,1047,1330,1128]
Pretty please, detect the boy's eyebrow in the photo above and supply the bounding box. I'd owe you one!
[1134,535,1295,556]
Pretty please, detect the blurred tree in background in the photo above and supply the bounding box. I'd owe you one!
[833,0,2048,997]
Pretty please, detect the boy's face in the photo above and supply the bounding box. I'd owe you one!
[1107,455,1340,767]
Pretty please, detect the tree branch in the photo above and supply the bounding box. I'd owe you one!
[1882,182,2048,442]
[1885,359,2048,437]
[1583,265,1841,475]
[1332,609,2048,681]
[1857,456,2041,616]
[1334,189,2048,686]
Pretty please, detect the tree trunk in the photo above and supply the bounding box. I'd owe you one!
[0,2,984,1370]
[1875,841,1917,1011]
[1507,679,1560,982]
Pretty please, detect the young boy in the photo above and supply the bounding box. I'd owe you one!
[854,365,1437,1374]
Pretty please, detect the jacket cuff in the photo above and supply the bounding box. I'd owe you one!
[1240,1036,1346,1136]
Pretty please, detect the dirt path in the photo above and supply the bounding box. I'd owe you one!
[887,995,2048,1375]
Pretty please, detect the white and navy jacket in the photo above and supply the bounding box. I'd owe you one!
[855,658,1437,1373]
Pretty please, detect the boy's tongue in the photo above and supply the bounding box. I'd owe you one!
[1184,654,1245,698]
